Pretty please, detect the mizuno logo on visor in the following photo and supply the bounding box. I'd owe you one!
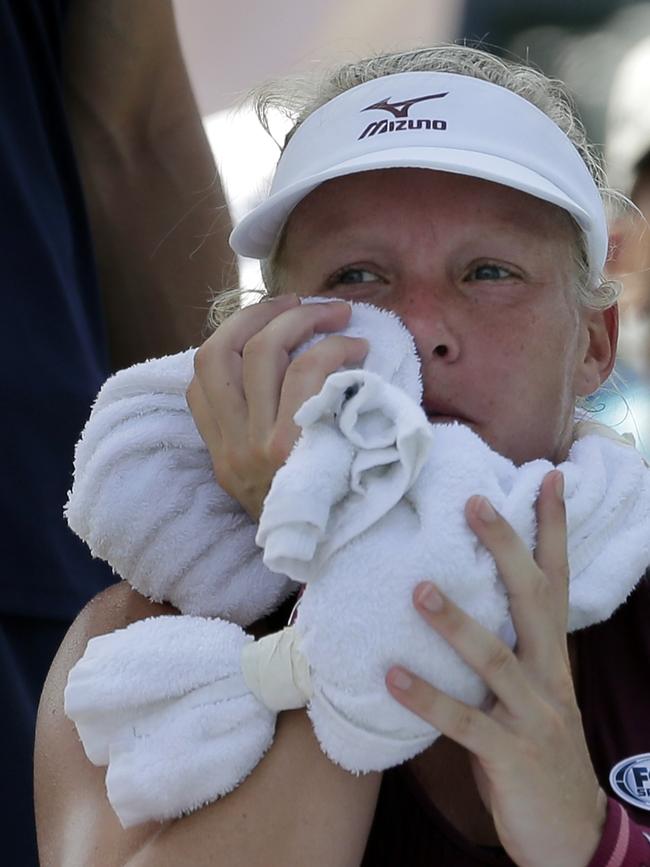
[358,92,449,140]
[362,92,449,118]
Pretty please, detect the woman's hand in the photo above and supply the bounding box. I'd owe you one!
[186,295,368,520]
[386,471,607,867]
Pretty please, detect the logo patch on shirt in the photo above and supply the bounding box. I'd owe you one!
[610,754,650,811]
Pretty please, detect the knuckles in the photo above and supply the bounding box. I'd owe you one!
[293,334,368,372]
[192,338,223,379]
[241,329,279,360]
[451,706,481,742]
[256,427,296,470]
[544,670,579,714]
[287,348,320,376]
[482,641,516,681]
[219,429,295,482]
[526,568,553,604]
[268,418,300,454]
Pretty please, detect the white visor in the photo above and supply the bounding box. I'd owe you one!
[230,71,608,283]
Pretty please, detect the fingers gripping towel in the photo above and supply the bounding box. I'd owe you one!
[64,299,650,825]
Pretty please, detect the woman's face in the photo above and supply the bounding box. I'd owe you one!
[280,169,615,465]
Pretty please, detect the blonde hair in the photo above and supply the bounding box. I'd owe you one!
[209,43,625,328]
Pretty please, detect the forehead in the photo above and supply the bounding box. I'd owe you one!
[282,168,575,252]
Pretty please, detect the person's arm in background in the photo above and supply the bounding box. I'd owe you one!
[62,0,235,370]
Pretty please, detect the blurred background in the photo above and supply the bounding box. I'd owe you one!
[173,0,650,452]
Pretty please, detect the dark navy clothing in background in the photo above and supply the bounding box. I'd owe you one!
[1,0,114,619]
[2,1,116,863]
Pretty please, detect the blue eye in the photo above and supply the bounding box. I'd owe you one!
[332,267,381,285]
[469,263,513,281]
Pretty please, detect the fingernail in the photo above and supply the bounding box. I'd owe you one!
[390,669,413,690]
[417,582,444,613]
[555,472,564,500]
[476,496,497,523]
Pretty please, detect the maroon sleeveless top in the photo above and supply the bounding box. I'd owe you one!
[361,574,650,866]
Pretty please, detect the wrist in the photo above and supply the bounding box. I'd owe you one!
[580,789,609,867]
[583,794,650,867]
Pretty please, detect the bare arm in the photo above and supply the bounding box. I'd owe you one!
[35,582,381,867]
[62,0,235,370]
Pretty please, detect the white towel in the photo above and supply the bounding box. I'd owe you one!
[64,299,650,826]
[259,371,650,632]
[257,368,433,578]
[64,614,276,827]
[257,374,650,772]
[64,301,419,623]
[64,349,294,624]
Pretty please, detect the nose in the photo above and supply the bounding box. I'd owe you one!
[390,290,461,366]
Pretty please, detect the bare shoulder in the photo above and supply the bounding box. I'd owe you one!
[35,583,176,867]
[41,581,176,702]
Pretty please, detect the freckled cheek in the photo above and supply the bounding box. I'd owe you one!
[467,332,540,412]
